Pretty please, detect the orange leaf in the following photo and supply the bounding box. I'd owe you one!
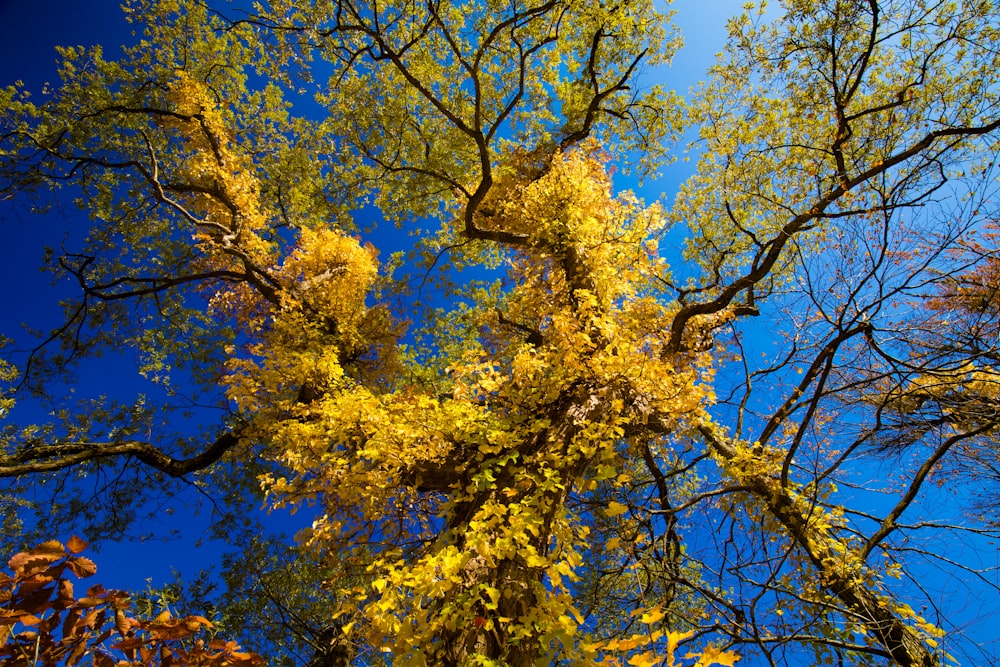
[112,636,146,650]
[32,540,68,557]
[66,536,88,555]
[9,550,65,577]
[115,610,133,635]
[16,613,42,627]
[75,596,105,609]
[57,579,75,606]
[67,557,98,579]
[65,637,90,667]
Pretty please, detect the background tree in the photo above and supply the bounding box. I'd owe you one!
[1,0,998,665]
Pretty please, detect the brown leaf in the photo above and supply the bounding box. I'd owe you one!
[32,540,67,557]
[183,615,212,632]
[79,608,102,633]
[93,627,113,645]
[0,610,23,623]
[112,636,145,650]
[9,553,64,577]
[18,578,55,596]
[65,637,90,667]
[16,613,42,627]
[38,611,61,634]
[67,557,98,579]
[90,608,108,631]
[62,609,83,640]
[1,551,25,572]
[75,596,105,609]
[57,579,75,608]
[15,584,56,616]
[115,610,134,635]
[66,536,88,555]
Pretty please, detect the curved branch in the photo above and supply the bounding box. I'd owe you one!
[0,429,243,479]
[862,421,998,559]
[666,116,1000,354]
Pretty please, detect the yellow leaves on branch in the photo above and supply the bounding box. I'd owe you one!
[478,147,712,423]
[687,644,741,667]
[277,227,379,332]
[880,361,1000,422]
[236,146,729,665]
[223,226,390,413]
[161,71,277,295]
[593,629,739,667]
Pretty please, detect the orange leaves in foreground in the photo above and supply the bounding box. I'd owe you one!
[0,538,262,667]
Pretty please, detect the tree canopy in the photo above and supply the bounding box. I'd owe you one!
[1,0,999,665]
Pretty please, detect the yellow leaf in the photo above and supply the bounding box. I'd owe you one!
[691,645,740,667]
[667,630,695,665]
[605,501,628,517]
[639,604,665,625]
[627,651,659,667]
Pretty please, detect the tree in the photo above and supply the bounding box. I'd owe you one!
[1,0,998,665]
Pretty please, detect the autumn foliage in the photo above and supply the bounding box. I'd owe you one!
[0,0,998,665]
[0,538,261,667]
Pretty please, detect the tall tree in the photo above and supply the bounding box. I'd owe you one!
[1,0,998,665]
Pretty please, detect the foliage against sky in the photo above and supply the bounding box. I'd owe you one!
[1,0,999,665]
